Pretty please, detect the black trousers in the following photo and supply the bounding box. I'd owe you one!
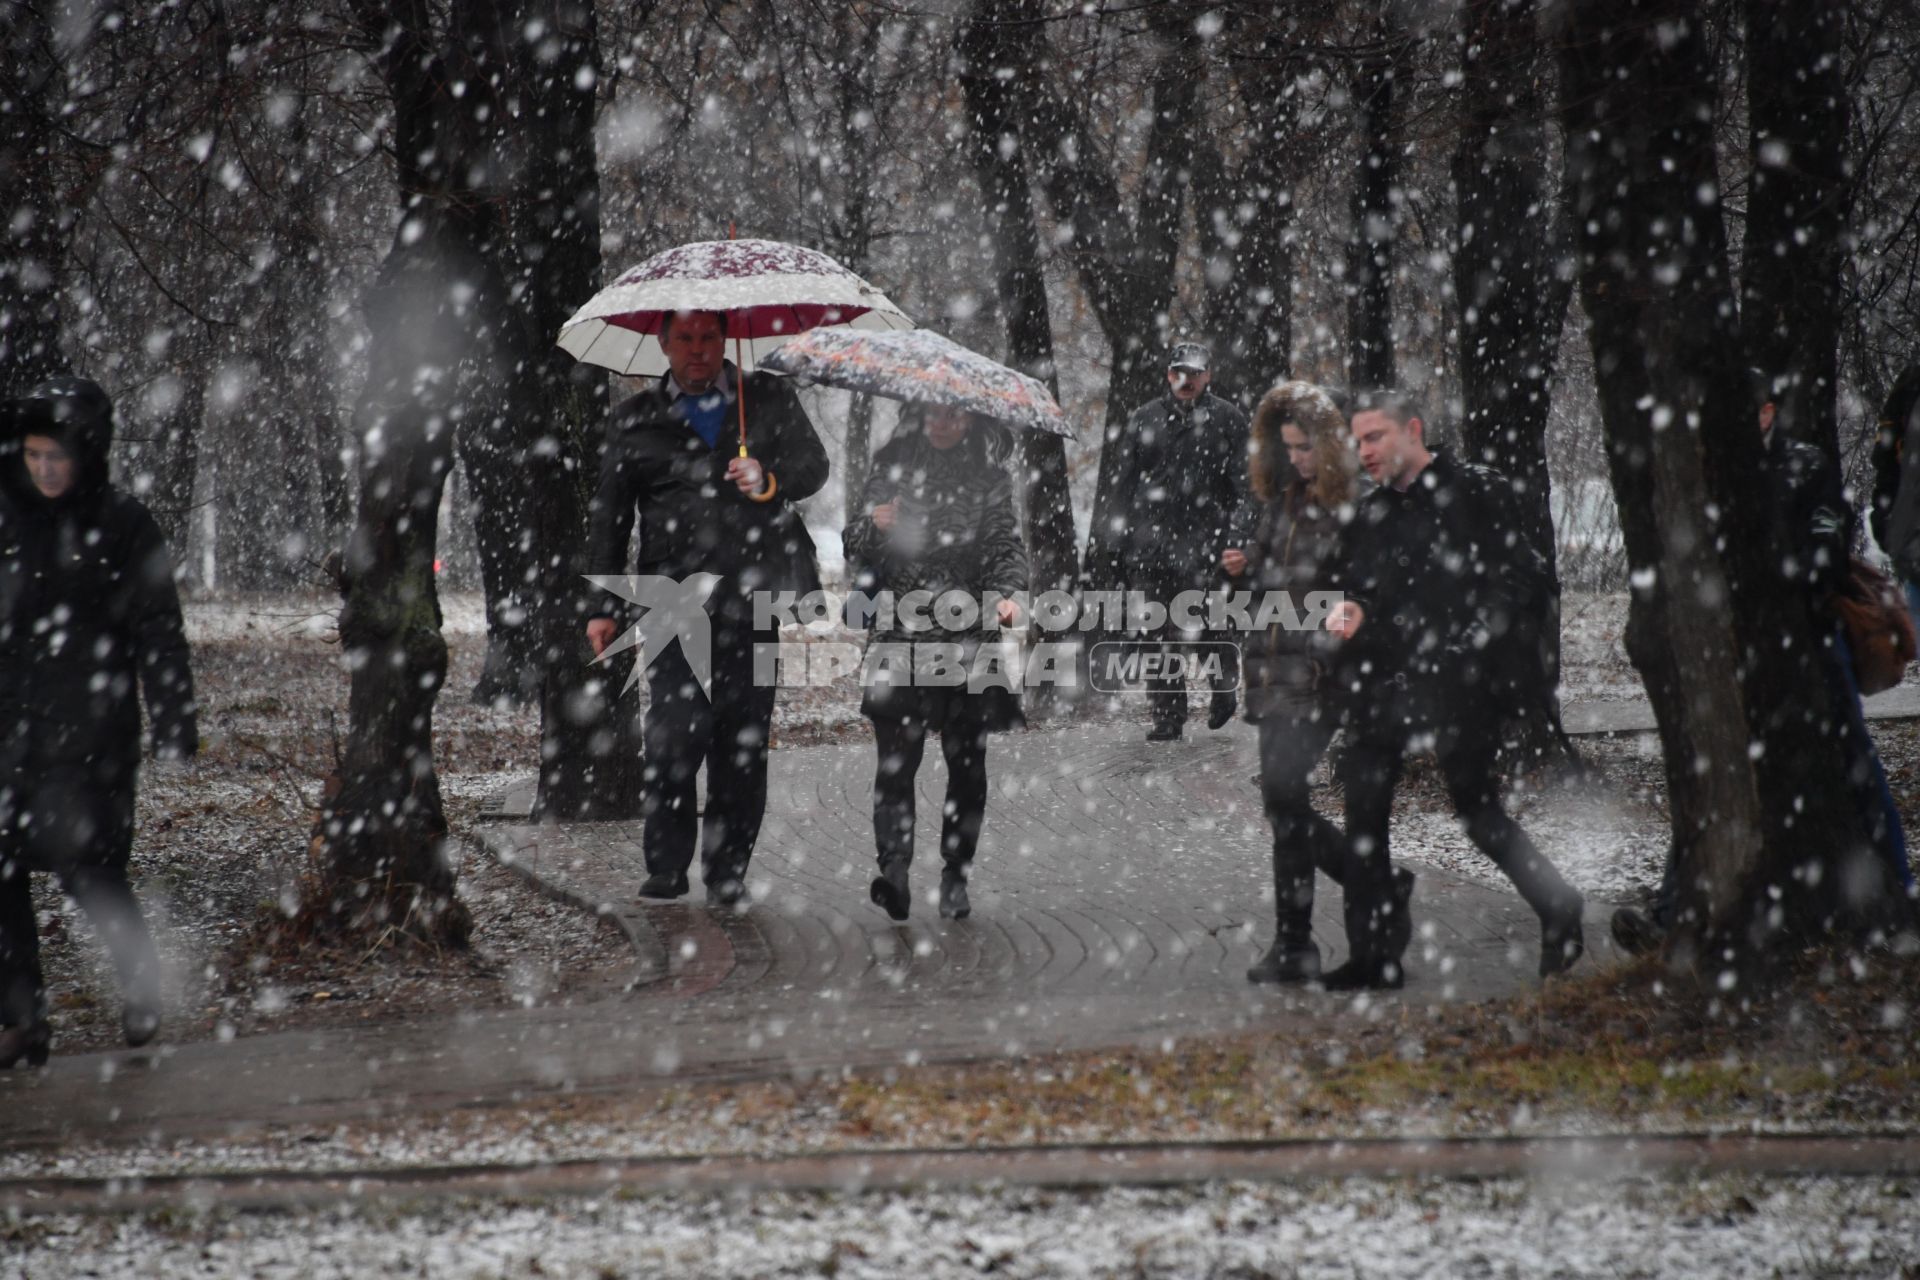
[1137,580,1240,730]
[1255,712,1347,954]
[871,707,992,875]
[1337,708,1579,962]
[640,616,779,887]
[0,768,159,1028]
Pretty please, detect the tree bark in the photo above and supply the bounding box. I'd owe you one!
[1346,29,1401,391]
[1742,0,1852,465]
[0,1,73,386]
[1560,0,1893,972]
[1454,0,1575,761]
[997,6,1202,593]
[1195,24,1297,408]
[957,0,1076,600]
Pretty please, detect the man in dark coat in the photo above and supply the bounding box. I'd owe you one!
[1322,389,1584,991]
[1106,341,1250,740]
[1,377,197,1067]
[585,310,829,906]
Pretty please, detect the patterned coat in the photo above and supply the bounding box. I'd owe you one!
[842,426,1030,728]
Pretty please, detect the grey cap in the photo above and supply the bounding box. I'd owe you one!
[1168,341,1210,372]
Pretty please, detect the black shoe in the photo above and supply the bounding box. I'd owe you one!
[1319,956,1405,992]
[1207,691,1238,731]
[939,868,971,920]
[0,1021,51,1069]
[1387,868,1416,959]
[1146,722,1183,742]
[706,877,748,907]
[638,871,690,900]
[122,1003,161,1049]
[870,861,911,921]
[1610,906,1665,957]
[1246,942,1322,985]
[1541,901,1587,977]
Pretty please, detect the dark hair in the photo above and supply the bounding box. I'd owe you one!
[1351,387,1424,426]
[895,404,1013,466]
[660,309,728,341]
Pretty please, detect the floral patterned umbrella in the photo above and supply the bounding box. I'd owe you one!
[557,238,914,378]
[760,327,1072,437]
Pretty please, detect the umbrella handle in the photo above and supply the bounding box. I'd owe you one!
[735,335,777,502]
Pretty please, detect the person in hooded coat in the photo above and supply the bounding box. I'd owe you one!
[1229,381,1414,984]
[1,377,197,1068]
[843,406,1029,921]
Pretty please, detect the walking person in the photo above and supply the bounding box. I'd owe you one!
[585,309,829,907]
[1106,342,1250,740]
[1230,381,1413,984]
[1322,389,1585,990]
[844,406,1029,921]
[2,378,198,1068]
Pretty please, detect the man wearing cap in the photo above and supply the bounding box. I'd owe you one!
[1105,341,1252,741]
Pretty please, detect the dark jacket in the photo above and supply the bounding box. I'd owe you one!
[1767,427,1852,603]
[842,425,1030,728]
[1868,367,1920,576]
[1240,481,1345,722]
[1,381,198,793]
[1108,391,1250,589]
[1326,451,1549,726]
[586,366,829,617]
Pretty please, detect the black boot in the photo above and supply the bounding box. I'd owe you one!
[1386,868,1417,959]
[638,871,690,900]
[1609,906,1664,957]
[1246,941,1321,985]
[870,858,911,921]
[1541,898,1586,977]
[939,866,971,920]
[0,1020,51,1070]
[1146,721,1183,742]
[1207,691,1238,731]
[1319,954,1405,991]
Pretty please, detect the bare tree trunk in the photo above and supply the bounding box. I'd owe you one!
[1454,0,1576,762]
[1742,0,1852,464]
[957,0,1076,600]
[143,365,204,555]
[996,6,1201,593]
[1346,28,1401,391]
[1560,0,1893,972]
[0,2,72,385]
[1195,23,1297,407]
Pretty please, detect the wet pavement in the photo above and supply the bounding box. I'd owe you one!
[1,717,1619,1146]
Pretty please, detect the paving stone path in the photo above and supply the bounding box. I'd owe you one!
[2,717,1622,1146]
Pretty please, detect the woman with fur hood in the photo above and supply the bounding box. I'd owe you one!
[1230,381,1410,984]
[843,406,1029,923]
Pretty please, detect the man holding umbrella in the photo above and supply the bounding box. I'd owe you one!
[585,308,829,906]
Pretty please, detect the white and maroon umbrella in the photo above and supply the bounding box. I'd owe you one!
[557,238,914,380]
[760,327,1072,437]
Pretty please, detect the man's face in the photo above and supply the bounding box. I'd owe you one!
[22,434,75,499]
[1167,365,1210,402]
[1351,409,1422,485]
[663,312,726,390]
[1758,401,1776,438]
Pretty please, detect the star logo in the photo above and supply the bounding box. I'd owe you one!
[586,573,723,698]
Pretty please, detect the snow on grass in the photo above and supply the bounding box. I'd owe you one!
[7,1175,1917,1278]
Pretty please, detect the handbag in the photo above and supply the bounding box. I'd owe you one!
[1831,558,1917,695]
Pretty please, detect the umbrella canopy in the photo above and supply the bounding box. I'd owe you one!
[759,327,1072,438]
[558,238,913,377]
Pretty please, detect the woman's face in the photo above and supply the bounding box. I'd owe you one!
[925,406,972,450]
[1281,423,1315,481]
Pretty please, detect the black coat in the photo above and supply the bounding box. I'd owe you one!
[1326,451,1549,728]
[586,367,830,616]
[2,387,197,869]
[1107,391,1251,590]
[843,427,1030,730]
[1239,481,1345,722]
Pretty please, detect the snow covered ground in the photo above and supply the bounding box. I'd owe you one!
[10,1175,1918,1278]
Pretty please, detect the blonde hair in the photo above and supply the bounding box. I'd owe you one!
[1249,380,1356,509]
